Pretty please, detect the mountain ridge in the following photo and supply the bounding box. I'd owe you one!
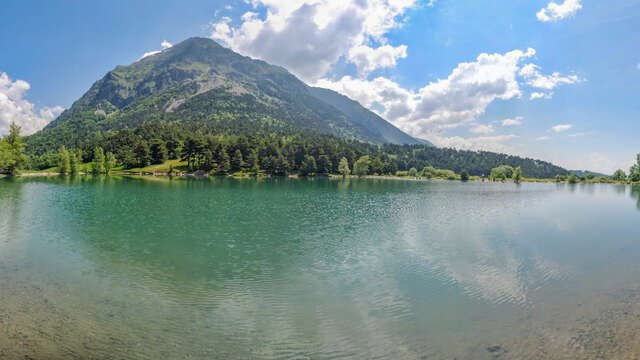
[28,37,423,154]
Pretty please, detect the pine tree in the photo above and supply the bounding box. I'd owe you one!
[231,149,245,171]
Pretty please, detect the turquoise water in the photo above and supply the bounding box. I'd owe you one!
[1,176,639,359]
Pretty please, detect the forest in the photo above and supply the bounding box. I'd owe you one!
[24,122,569,178]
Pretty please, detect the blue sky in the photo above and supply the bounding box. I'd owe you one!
[1,0,638,173]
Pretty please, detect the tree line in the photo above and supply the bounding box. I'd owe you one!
[24,123,568,178]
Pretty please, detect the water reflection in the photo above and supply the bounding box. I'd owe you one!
[1,177,639,359]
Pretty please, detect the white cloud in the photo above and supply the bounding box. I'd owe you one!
[210,0,416,81]
[519,63,582,99]
[551,124,573,132]
[502,116,523,126]
[141,40,173,59]
[536,136,551,141]
[0,72,63,136]
[316,48,537,138]
[427,0,437,7]
[347,44,407,76]
[470,124,494,134]
[431,134,519,154]
[536,0,582,22]
[530,91,552,100]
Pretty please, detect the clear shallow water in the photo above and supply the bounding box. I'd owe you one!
[1,176,639,359]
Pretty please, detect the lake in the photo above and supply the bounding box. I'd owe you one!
[1,176,639,359]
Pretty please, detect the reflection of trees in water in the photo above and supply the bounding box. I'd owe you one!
[631,186,640,209]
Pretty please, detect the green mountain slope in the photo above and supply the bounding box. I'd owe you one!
[27,37,420,154]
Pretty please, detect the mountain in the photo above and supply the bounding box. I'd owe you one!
[27,37,422,155]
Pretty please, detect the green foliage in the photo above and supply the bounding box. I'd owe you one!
[217,148,230,174]
[408,167,418,177]
[568,174,578,184]
[93,147,106,174]
[231,149,245,171]
[556,174,567,182]
[0,123,27,175]
[338,157,350,178]
[300,155,317,176]
[69,151,79,174]
[353,156,370,177]
[421,166,436,178]
[630,154,640,182]
[612,169,627,181]
[512,166,522,184]
[58,146,71,174]
[149,139,168,164]
[134,141,151,168]
[105,152,117,174]
[490,165,515,181]
[460,169,469,182]
[317,155,332,175]
[247,149,260,175]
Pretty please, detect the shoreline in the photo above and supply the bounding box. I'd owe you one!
[6,171,638,185]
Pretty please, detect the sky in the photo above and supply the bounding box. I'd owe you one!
[1,0,639,173]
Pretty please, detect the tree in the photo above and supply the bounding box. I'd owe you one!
[149,139,168,164]
[555,174,566,183]
[422,166,436,179]
[317,155,332,175]
[338,157,350,178]
[69,152,79,174]
[0,123,27,175]
[612,169,626,181]
[353,156,370,177]
[134,141,151,168]
[217,148,231,174]
[512,166,522,184]
[630,154,640,182]
[460,169,469,181]
[105,152,117,174]
[408,167,418,177]
[568,174,578,184]
[300,155,317,176]
[58,146,70,174]
[231,149,245,171]
[93,147,106,174]
[247,149,260,175]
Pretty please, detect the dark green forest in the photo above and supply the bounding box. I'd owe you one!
[27,123,568,178]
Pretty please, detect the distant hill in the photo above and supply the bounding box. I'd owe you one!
[570,170,609,178]
[26,37,422,155]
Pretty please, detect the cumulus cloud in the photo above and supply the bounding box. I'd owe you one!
[536,0,582,22]
[502,116,523,126]
[0,72,63,136]
[551,124,573,132]
[140,40,173,59]
[470,124,494,134]
[348,44,407,76]
[519,63,582,99]
[316,48,537,138]
[210,0,416,80]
